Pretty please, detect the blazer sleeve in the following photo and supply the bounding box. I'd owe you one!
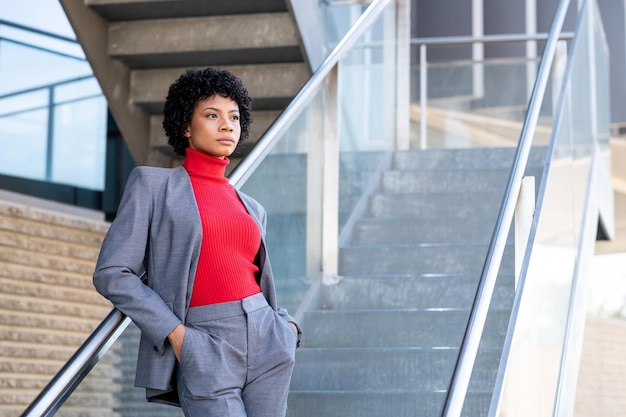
[93,168,181,354]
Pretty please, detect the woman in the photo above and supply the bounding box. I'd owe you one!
[93,67,301,417]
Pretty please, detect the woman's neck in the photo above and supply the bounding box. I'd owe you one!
[182,148,229,183]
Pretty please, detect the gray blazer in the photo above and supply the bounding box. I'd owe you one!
[93,165,298,405]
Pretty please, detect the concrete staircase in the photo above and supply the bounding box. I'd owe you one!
[60,0,322,169]
[288,147,545,417]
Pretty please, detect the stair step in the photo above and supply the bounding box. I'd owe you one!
[381,166,544,193]
[352,216,502,245]
[301,308,510,348]
[392,147,546,170]
[109,13,302,68]
[369,191,504,218]
[321,275,514,310]
[339,244,514,276]
[87,0,288,20]
[287,390,490,417]
[291,347,501,392]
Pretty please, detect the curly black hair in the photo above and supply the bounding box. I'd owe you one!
[162,67,253,157]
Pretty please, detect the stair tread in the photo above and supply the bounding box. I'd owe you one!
[308,307,511,313]
[108,14,302,68]
[290,388,493,393]
[88,0,288,21]
[341,241,508,248]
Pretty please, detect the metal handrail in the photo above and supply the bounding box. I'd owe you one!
[411,32,573,46]
[20,1,392,415]
[21,306,132,417]
[441,0,573,416]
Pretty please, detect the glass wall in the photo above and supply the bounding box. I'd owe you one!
[0,18,107,191]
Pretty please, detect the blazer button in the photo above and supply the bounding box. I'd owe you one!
[153,346,159,352]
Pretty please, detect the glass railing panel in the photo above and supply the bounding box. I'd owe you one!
[319,1,369,48]
[408,39,557,416]
[493,94,581,417]
[480,2,608,416]
[239,102,319,313]
[458,115,562,415]
[240,0,397,309]
[592,1,612,173]
[337,3,396,230]
[411,51,555,150]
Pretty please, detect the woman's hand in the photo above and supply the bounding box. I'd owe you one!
[167,324,186,361]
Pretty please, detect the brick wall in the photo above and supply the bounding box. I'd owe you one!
[0,200,111,416]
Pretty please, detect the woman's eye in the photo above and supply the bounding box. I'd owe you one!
[232,115,240,121]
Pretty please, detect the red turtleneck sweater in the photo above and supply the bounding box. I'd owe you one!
[183,148,261,306]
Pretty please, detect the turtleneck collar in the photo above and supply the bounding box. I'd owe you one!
[182,148,230,183]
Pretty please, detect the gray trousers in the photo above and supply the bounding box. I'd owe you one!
[176,293,297,417]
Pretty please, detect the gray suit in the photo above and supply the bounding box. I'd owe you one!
[93,165,298,405]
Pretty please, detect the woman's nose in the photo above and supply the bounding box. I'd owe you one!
[220,121,234,131]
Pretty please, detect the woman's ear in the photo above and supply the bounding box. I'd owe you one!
[184,126,191,138]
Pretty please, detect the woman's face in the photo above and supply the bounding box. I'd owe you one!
[185,94,241,159]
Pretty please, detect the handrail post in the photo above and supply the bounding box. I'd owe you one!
[419,44,428,149]
[525,0,538,100]
[395,0,411,150]
[321,64,340,285]
[515,176,536,288]
[472,0,485,99]
[306,95,324,279]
